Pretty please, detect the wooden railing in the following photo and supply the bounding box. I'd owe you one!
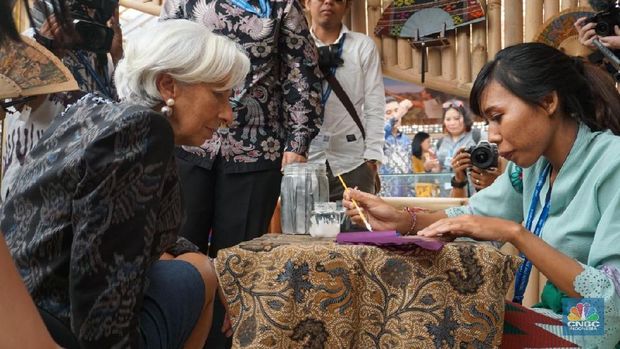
[116,0,593,97]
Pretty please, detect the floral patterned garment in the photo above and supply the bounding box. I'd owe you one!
[2,32,117,202]
[0,94,193,348]
[160,0,323,173]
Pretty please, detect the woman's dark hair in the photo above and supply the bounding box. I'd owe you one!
[411,131,430,158]
[0,0,21,44]
[442,99,473,133]
[470,42,620,135]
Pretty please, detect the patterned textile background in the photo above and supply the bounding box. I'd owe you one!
[216,234,522,348]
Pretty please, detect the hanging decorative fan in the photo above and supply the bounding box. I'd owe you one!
[374,0,485,83]
[1,35,78,99]
[534,7,595,57]
[375,0,485,44]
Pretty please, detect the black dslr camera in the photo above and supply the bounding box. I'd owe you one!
[465,141,498,170]
[317,44,344,74]
[70,0,117,53]
[34,0,117,53]
[585,0,620,36]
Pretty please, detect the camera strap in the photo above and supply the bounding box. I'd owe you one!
[74,51,113,99]
[320,34,346,105]
[229,0,271,18]
[319,35,366,140]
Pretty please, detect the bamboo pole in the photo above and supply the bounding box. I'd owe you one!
[397,39,412,70]
[13,0,29,32]
[456,26,471,83]
[471,17,487,80]
[343,10,351,29]
[525,0,544,42]
[350,1,366,34]
[411,46,421,78]
[367,0,383,57]
[561,0,578,10]
[427,47,441,77]
[544,0,560,21]
[441,31,456,80]
[382,37,398,67]
[383,66,471,98]
[504,0,523,46]
[487,0,501,58]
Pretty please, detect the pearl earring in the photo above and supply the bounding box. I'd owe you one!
[161,98,175,117]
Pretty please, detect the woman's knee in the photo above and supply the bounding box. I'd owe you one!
[173,252,218,303]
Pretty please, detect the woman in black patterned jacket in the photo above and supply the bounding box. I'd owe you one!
[1,19,249,349]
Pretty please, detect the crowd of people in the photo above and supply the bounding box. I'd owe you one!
[2,0,620,347]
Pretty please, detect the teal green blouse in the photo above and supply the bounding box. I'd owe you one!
[447,123,620,347]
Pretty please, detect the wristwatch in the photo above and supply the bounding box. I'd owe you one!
[451,176,468,188]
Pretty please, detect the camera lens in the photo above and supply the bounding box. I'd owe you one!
[596,22,611,36]
[470,146,495,169]
[474,151,489,164]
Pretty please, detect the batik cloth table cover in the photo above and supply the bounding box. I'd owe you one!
[216,234,521,348]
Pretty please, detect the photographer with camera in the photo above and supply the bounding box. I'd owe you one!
[450,145,504,198]
[306,0,385,201]
[1,0,122,201]
[435,99,479,171]
[575,17,620,51]
[574,1,620,81]
[575,0,620,50]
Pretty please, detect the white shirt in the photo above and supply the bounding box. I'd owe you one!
[308,25,385,176]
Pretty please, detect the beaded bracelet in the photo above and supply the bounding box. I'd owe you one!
[403,206,418,235]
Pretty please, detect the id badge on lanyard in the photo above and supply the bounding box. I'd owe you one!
[513,162,552,304]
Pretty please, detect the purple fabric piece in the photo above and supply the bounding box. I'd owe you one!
[600,264,620,298]
[336,231,445,251]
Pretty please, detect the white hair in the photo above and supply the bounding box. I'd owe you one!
[114,19,250,107]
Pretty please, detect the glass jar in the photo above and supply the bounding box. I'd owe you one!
[309,202,341,238]
[280,163,329,234]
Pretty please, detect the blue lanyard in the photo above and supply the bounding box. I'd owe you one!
[74,51,113,99]
[513,162,552,304]
[321,34,346,105]
[229,0,271,18]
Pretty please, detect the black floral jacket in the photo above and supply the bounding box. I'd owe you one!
[161,0,323,173]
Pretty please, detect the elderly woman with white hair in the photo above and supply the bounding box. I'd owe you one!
[0,19,250,349]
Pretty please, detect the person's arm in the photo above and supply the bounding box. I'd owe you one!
[0,235,59,349]
[343,188,448,234]
[384,117,396,139]
[107,5,123,65]
[69,110,176,347]
[279,0,323,167]
[449,148,470,198]
[360,38,385,165]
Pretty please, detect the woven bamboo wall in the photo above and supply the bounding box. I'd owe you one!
[117,0,594,97]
